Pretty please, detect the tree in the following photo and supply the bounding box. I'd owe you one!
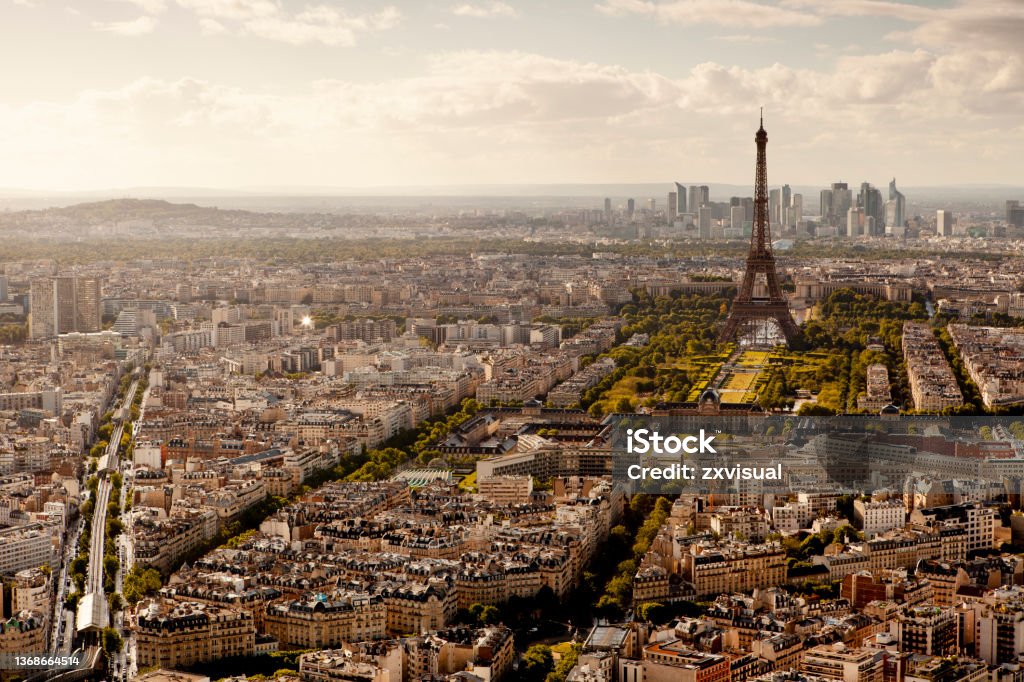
[596,594,624,620]
[519,644,554,682]
[101,627,123,655]
[123,565,163,605]
[636,601,671,624]
[478,604,501,625]
[545,644,582,682]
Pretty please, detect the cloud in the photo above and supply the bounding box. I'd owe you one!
[779,0,932,21]
[92,15,159,35]
[712,34,781,43]
[1,49,1023,189]
[116,0,168,13]
[596,0,821,28]
[174,1,401,44]
[782,0,1024,54]
[451,2,518,18]
[198,17,226,34]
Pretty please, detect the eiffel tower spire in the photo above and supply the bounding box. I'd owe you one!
[718,112,801,346]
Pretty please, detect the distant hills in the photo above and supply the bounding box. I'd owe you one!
[1,183,1021,213]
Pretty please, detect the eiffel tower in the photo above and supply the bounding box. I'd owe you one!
[718,111,801,345]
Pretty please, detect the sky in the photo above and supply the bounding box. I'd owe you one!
[1,0,1023,191]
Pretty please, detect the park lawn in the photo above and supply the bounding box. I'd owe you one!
[737,350,771,367]
[458,471,477,492]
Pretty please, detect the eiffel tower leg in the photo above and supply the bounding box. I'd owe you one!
[718,315,741,344]
[776,314,802,345]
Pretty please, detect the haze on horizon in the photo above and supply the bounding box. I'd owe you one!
[1,0,1022,192]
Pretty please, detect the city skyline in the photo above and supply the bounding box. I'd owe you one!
[1,0,1023,191]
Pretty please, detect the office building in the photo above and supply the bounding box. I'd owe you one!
[859,182,884,233]
[674,182,687,214]
[832,183,853,228]
[781,184,792,230]
[29,276,102,339]
[886,178,906,234]
[820,189,833,223]
[937,210,954,237]
[687,185,708,216]
[698,206,712,240]
[847,208,864,237]
[1008,200,1024,228]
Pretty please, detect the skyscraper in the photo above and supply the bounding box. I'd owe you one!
[730,205,745,233]
[603,197,612,222]
[667,191,677,225]
[859,182,884,233]
[687,186,701,217]
[781,184,792,230]
[886,178,906,233]
[74,277,101,333]
[937,210,954,237]
[687,185,709,216]
[820,189,833,224]
[769,189,781,227]
[626,198,635,219]
[698,206,712,240]
[848,207,864,237]
[674,182,687,214]
[790,193,803,229]
[0,275,8,302]
[1007,200,1024,228]
[29,276,102,339]
[831,183,853,228]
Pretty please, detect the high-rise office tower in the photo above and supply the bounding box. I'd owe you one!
[29,276,102,339]
[687,185,709,215]
[769,189,781,227]
[847,207,864,237]
[730,205,745,232]
[937,210,954,236]
[886,178,906,232]
[30,279,58,338]
[742,197,755,222]
[831,183,853,227]
[627,198,635,219]
[698,206,712,239]
[667,192,678,225]
[1007,200,1024,228]
[820,189,833,224]
[687,186,700,217]
[859,182,884,232]
[789,194,803,229]
[0,275,8,302]
[674,183,687,214]
[647,198,655,211]
[781,184,792,230]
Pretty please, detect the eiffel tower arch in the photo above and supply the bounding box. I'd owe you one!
[719,113,801,347]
